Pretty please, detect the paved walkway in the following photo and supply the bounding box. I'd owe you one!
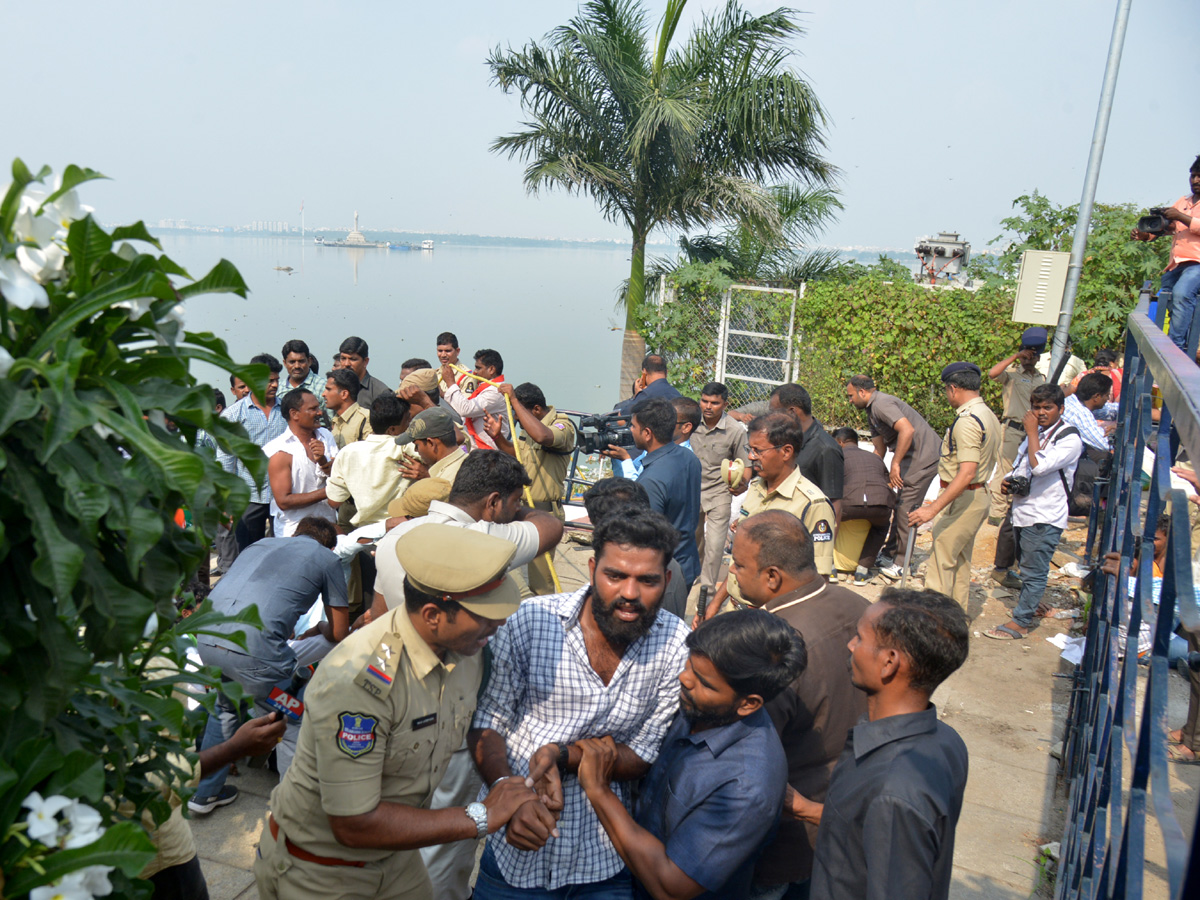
[191,523,1199,899]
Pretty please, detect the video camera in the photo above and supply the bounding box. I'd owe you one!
[1137,207,1171,236]
[576,412,637,455]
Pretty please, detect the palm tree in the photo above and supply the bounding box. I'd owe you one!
[488,0,835,390]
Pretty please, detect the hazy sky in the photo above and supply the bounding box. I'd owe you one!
[2,0,1193,254]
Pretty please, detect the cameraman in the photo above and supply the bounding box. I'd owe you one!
[984,385,1083,641]
[1132,156,1200,351]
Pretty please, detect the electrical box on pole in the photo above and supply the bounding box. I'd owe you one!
[1011,249,1070,325]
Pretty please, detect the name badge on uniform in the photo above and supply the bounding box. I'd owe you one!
[412,713,438,730]
[812,519,833,542]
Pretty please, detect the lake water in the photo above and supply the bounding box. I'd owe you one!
[159,234,633,414]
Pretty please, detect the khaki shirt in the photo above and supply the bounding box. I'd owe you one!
[393,446,468,519]
[331,402,372,449]
[519,407,575,508]
[326,435,411,527]
[994,363,1045,421]
[267,607,479,862]
[732,466,836,583]
[690,413,749,502]
[937,396,1002,485]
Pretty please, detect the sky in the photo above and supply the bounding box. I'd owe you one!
[1,0,1194,255]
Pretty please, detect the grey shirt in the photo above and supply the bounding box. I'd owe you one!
[204,536,348,663]
[866,391,940,475]
[810,705,968,900]
[356,372,393,410]
[690,413,749,502]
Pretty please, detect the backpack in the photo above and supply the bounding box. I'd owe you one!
[1045,424,1110,517]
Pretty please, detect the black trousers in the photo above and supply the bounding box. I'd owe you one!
[234,502,272,551]
[994,507,1018,570]
[150,854,209,900]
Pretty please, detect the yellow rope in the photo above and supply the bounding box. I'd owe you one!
[447,363,562,593]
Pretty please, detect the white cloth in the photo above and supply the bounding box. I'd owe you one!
[1009,420,1083,530]
[374,500,542,609]
[263,427,338,535]
[442,380,509,450]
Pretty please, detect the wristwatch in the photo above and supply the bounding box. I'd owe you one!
[465,802,488,839]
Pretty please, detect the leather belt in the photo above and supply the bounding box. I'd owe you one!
[269,815,365,868]
[1005,420,1025,430]
[940,480,985,490]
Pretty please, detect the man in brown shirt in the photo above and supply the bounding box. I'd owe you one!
[832,428,896,585]
[846,375,940,576]
[728,509,869,898]
[986,327,1048,519]
[689,381,749,588]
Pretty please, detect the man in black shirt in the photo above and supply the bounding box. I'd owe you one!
[808,587,970,900]
[769,383,844,517]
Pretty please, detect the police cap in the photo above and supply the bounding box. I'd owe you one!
[1020,327,1048,352]
[395,408,456,446]
[395,523,521,618]
[940,361,981,382]
[399,367,439,394]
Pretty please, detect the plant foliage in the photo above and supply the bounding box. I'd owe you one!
[0,160,265,898]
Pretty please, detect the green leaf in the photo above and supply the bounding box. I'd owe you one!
[0,738,65,835]
[41,164,108,206]
[92,403,205,495]
[109,220,162,250]
[5,821,157,896]
[176,258,249,299]
[65,214,114,291]
[3,456,85,598]
[0,381,43,438]
[44,751,105,802]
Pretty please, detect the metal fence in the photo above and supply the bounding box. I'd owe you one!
[714,285,799,408]
[1057,284,1200,900]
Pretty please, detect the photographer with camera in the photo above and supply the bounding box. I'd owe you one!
[984,385,1083,641]
[1132,156,1200,352]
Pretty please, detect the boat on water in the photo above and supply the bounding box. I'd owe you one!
[387,239,436,251]
[421,240,434,251]
[313,211,387,249]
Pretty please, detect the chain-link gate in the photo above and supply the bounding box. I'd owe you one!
[714,284,801,408]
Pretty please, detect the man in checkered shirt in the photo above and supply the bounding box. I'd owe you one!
[469,508,690,897]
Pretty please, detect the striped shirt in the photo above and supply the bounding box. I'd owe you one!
[217,396,287,504]
[473,587,689,889]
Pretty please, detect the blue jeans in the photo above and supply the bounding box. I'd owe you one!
[473,845,633,900]
[193,643,296,801]
[1012,524,1063,628]
[1162,262,1200,352]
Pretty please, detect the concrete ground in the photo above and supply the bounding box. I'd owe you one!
[192,521,1199,899]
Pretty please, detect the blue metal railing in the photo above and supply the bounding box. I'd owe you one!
[1056,285,1200,900]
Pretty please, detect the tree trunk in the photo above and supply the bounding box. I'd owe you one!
[618,232,648,401]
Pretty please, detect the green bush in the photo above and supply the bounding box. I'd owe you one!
[0,161,264,898]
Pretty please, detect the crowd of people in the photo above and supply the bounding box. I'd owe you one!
[152,309,1200,900]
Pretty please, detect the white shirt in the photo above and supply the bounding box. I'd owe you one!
[263,427,338,535]
[374,500,541,608]
[325,434,412,527]
[1009,420,1084,529]
[442,380,510,450]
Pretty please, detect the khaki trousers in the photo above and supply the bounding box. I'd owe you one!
[926,488,990,608]
[526,500,563,596]
[254,816,431,900]
[987,424,1024,518]
[696,495,734,588]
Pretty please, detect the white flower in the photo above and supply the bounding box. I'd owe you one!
[42,188,93,235]
[0,256,50,309]
[17,243,66,284]
[59,799,104,849]
[92,423,115,441]
[0,345,12,377]
[13,203,59,248]
[21,791,72,843]
[162,303,185,329]
[31,871,97,900]
[77,865,115,897]
[142,613,158,640]
[113,297,151,320]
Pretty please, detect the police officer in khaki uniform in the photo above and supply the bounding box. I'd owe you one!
[254,525,538,900]
[482,381,575,596]
[986,327,1047,519]
[703,411,835,620]
[910,362,1002,610]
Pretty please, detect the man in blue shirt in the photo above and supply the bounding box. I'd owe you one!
[576,609,807,900]
[613,354,682,416]
[631,398,702,586]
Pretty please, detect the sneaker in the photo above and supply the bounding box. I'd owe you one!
[853,568,872,587]
[877,563,903,581]
[188,785,239,815]
[875,554,894,570]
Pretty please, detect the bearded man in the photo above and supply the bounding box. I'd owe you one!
[468,509,690,898]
